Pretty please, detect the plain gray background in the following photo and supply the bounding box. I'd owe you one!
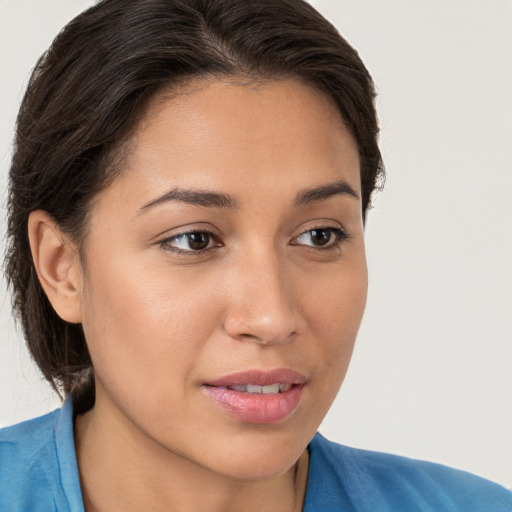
[1,0,511,487]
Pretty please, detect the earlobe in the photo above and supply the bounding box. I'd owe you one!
[28,210,83,323]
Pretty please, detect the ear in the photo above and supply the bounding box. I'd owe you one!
[28,210,83,323]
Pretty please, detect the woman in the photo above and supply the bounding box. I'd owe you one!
[0,1,510,511]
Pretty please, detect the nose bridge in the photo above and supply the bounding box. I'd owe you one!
[222,243,302,345]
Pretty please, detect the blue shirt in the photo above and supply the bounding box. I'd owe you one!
[1,399,511,511]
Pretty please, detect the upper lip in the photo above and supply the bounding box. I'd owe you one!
[204,368,307,387]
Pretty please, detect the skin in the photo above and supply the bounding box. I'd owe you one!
[29,78,367,512]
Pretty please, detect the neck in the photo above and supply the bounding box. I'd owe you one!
[74,396,309,512]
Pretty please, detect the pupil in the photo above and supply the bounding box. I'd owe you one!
[311,229,330,246]
[188,232,210,250]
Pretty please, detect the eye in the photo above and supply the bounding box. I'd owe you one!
[161,230,220,253]
[292,227,347,249]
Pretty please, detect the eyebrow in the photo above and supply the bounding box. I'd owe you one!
[139,179,359,213]
[139,188,239,212]
[294,180,359,206]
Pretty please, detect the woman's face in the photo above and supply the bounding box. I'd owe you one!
[77,78,367,479]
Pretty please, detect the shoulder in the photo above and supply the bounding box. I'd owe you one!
[0,407,61,478]
[0,406,59,444]
[305,433,512,512]
[0,401,82,512]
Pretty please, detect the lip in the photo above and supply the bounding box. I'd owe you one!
[205,368,307,388]
[202,368,307,424]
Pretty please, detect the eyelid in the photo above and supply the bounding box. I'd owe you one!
[155,220,350,255]
[158,227,223,255]
[290,224,350,250]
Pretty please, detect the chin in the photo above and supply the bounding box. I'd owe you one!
[213,449,302,481]
[193,425,312,481]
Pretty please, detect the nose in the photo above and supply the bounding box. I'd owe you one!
[222,252,306,346]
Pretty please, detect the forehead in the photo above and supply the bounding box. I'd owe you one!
[106,78,361,209]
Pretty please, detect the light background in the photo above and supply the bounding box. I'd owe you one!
[0,0,511,488]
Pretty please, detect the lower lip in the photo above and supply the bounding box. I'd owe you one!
[202,385,304,424]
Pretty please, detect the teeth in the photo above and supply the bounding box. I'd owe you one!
[246,384,263,393]
[261,383,280,394]
[227,383,292,394]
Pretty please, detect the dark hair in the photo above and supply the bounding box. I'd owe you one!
[5,0,384,412]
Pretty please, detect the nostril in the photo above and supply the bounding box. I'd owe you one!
[223,313,300,346]
[221,262,305,344]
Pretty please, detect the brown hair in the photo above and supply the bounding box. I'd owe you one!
[5,0,384,413]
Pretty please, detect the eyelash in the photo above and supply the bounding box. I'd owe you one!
[159,226,349,255]
[159,229,220,255]
[291,226,349,250]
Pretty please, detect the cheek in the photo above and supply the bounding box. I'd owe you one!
[302,252,367,342]
[299,253,367,393]
[78,256,222,400]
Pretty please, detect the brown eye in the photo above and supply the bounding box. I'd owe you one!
[187,232,211,250]
[163,231,217,253]
[293,227,347,249]
[309,229,333,246]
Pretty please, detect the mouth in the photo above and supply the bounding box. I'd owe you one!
[222,383,292,394]
[202,369,306,424]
